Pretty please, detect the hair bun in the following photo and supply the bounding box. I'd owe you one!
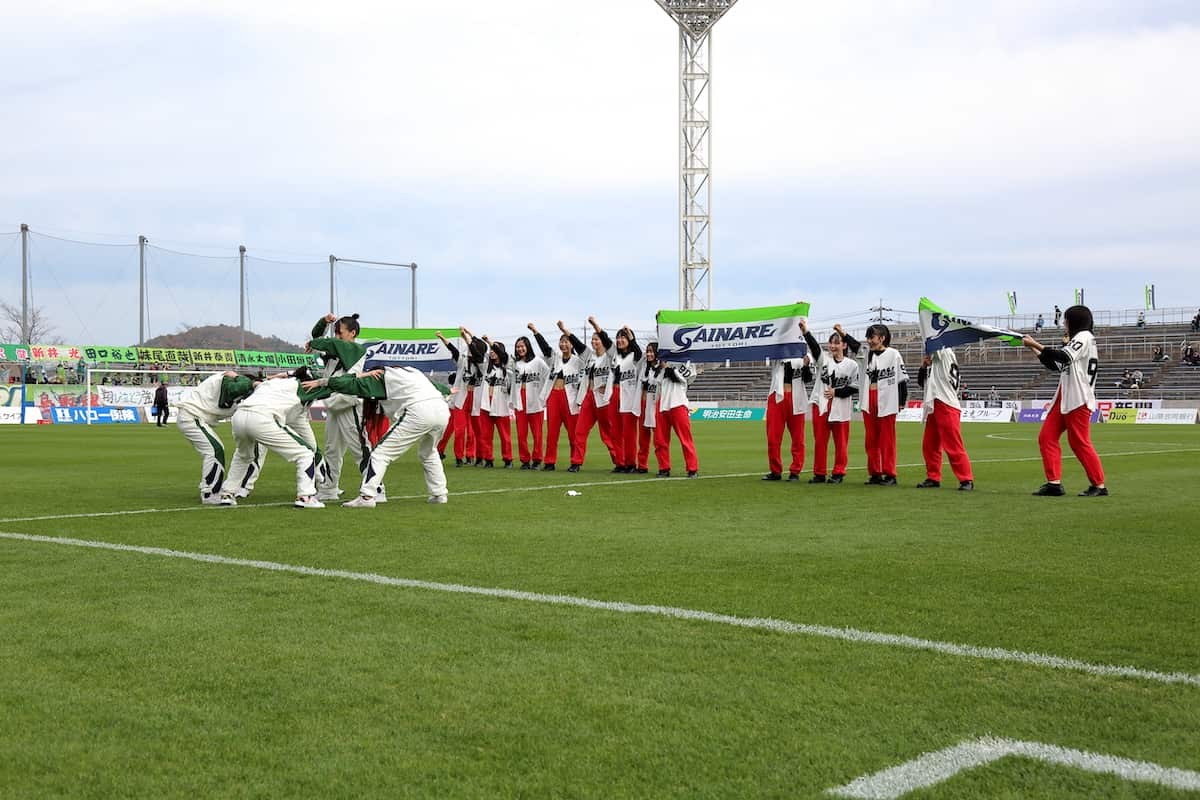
[351,313,360,320]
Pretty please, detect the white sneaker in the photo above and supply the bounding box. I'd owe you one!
[375,487,388,504]
[201,494,223,506]
[343,495,376,508]
[218,494,237,507]
[294,495,326,509]
[235,489,251,499]
[427,495,448,505]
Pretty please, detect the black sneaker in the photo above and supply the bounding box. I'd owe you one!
[1078,485,1109,497]
[519,462,531,470]
[787,473,800,482]
[958,480,974,491]
[635,468,648,474]
[484,460,495,469]
[531,460,542,469]
[916,479,941,489]
[686,470,699,478]
[438,451,446,460]
[542,463,556,471]
[455,458,464,468]
[474,459,485,467]
[865,475,883,485]
[1033,482,1065,496]
[657,469,671,478]
[503,460,513,469]
[828,474,844,484]
[808,474,826,484]
[762,472,782,481]
[567,464,581,473]
[879,476,898,487]
[612,466,626,474]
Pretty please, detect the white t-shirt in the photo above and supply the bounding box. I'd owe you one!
[813,355,859,423]
[865,347,907,418]
[1054,331,1099,413]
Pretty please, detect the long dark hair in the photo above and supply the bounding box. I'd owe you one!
[514,335,535,363]
[489,341,509,368]
[335,313,361,337]
[643,341,660,373]
[1063,305,1094,338]
[615,326,637,357]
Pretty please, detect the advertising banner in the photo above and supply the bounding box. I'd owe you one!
[959,407,1015,422]
[0,407,21,424]
[896,407,925,422]
[98,385,190,407]
[83,346,140,363]
[689,407,766,422]
[1135,409,1198,425]
[359,328,456,372]
[962,400,1022,410]
[189,349,237,365]
[1105,407,1138,424]
[1018,408,1046,423]
[24,344,84,362]
[1,344,28,361]
[50,406,141,424]
[657,303,811,363]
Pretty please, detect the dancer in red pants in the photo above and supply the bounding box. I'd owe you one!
[802,322,860,484]
[609,324,643,473]
[652,346,699,478]
[635,345,661,474]
[436,329,485,466]
[916,347,974,490]
[512,323,553,469]
[540,320,585,470]
[1023,305,1107,496]
[571,316,618,472]
[861,323,908,486]
[477,337,513,468]
[762,322,812,482]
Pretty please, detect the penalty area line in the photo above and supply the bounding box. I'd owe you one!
[2,530,1199,689]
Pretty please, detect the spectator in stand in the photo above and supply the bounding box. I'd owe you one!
[1116,368,1133,389]
[56,362,66,384]
[1035,314,1045,332]
[1184,346,1200,367]
[1054,305,1062,327]
[1151,345,1169,362]
[988,386,1000,404]
[1136,311,1146,328]
[1130,369,1144,396]
[1191,310,1200,333]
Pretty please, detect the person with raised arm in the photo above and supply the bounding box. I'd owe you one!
[477,335,514,468]
[610,325,643,473]
[435,327,486,466]
[570,316,618,472]
[512,323,554,470]
[802,321,860,485]
[763,318,813,482]
[539,320,586,471]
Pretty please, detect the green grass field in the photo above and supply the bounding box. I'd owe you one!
[2,420,1198,798]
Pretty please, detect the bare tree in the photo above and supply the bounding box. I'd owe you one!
[0,301,60,344]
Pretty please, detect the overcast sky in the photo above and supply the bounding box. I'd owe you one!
[2,0,1198,345]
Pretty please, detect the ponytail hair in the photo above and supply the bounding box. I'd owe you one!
[865,323,892,347]
[335,313,361,337]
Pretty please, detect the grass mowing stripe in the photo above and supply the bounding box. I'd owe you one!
[5,445,1198,523]
[3,529,1198,689]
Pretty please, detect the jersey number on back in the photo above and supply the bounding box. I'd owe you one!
[1086,358,1098,387]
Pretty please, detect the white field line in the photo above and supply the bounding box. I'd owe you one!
[2,530,1199,689]
[2,446,1198,523]
[826,736,1200,798]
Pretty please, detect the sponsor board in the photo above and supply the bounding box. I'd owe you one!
[1105,407,1138,424]
[1018,408,1046,423]
[0,407,22,424]
[962,400,1022,410]
[896,407,924,422]
[50,406,141,424]
[99,385,190,408]
[1135,408,1198,425]
[959,407,1015,423]
[689,407,766,422]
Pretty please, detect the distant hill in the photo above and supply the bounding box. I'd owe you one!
[143,324,303,352]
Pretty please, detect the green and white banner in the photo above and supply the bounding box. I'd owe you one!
[359,327,456,372]
[919,297,1022,355]
[656,303,811,363]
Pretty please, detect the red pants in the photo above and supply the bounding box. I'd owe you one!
[544,387,578,466]
[1040,399,1105,485]
[616,410,639,468]
[765,393,805,475]
[637,394,655,470]
[862,390,897,477]
[655,406,699,473]
[574,388,617,466]
[440,393,475,460]
[478,410,512,462]
[922,400,972,482]
[514,387,544,464]
[812,412,850,477]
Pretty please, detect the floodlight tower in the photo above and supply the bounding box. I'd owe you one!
[654,0,740,310]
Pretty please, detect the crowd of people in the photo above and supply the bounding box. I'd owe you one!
[164,305,1113,509]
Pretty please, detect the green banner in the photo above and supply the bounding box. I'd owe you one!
[83,346,140,363]
[359,327,448,340]
[188,349,237,365]
[689,407,766,422]
[656,303,810,325]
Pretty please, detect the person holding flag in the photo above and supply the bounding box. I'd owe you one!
[801,321,860,484]
[762,323,812,482]
[915,347,974,491]
[1022,305,1108,497]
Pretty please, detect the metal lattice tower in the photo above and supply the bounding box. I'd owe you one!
[654,0,739,310]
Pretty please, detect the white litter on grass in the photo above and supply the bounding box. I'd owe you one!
[565,490,582,497]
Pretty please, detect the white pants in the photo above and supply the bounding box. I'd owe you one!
[176,414,227,496]
[323,404,365,489]
[229,410,320,498]
[360,399,450,499]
